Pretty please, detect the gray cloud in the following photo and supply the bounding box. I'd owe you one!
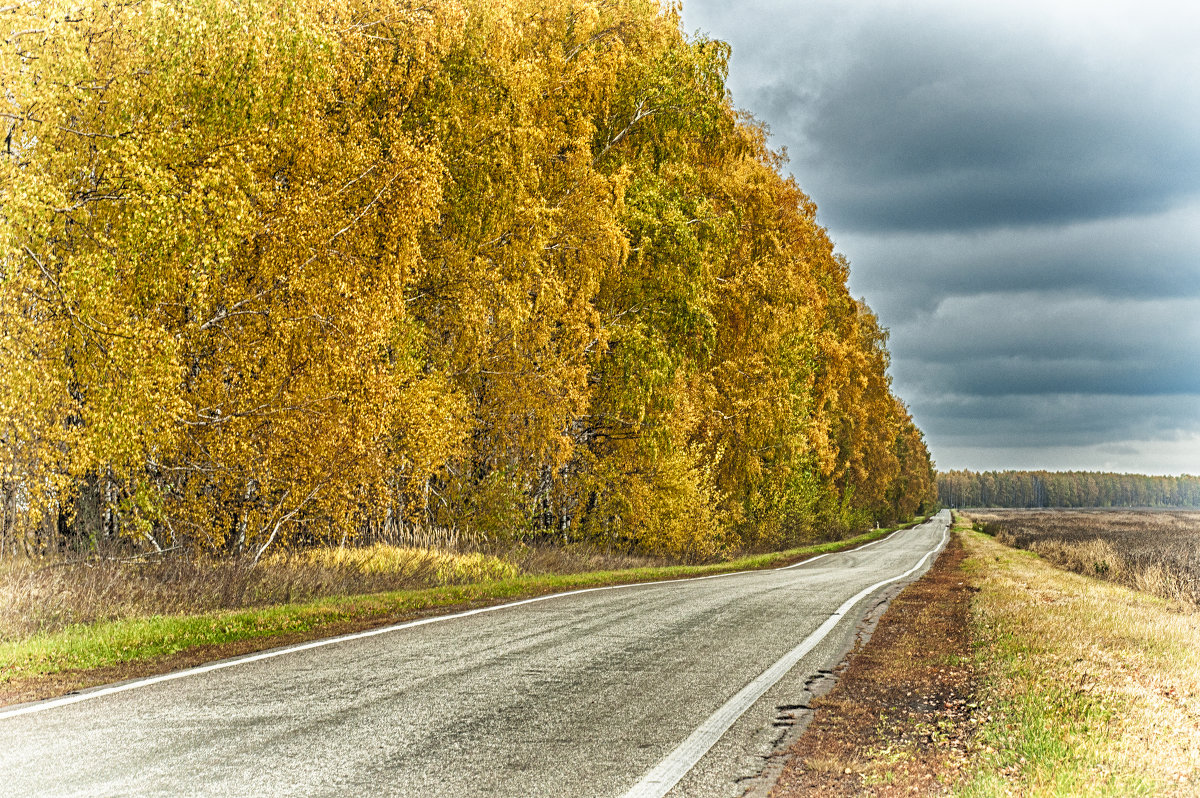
[910,358,1200,399]
[738,6,1200,233]
[842,201,1200,323]
[896,295,1200,367]
[686,0,1200,236]
[683,0,1200,473]
[931,434,1200,474]
[889,293,1200,462]
[904,391,1200,450]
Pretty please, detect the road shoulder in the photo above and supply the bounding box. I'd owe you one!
[767,530,975,796]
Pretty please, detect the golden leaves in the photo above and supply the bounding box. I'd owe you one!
[1,0,934,559]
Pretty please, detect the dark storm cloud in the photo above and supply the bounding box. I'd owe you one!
[902,392,1200,449]
[782,28,1200,233]
[843,202,1200,323]
[896,295,1200,370]
[682,0,1200,472]
[912,356,1200,399]
[886,292,1200,458]
[691,1,1200,234]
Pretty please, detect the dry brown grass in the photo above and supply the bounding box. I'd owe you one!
[968,509,1200,606]
[0,541,672,641]
[0,550,436,640]
[960,525,1200,795]
[505,542,665,575]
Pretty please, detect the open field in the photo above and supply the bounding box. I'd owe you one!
[958,523,1200,795]
[966,509,1200,606]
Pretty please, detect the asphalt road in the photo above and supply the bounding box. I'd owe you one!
[1,511,950,797]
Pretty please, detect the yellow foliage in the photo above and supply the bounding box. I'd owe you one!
[0,0,935,561]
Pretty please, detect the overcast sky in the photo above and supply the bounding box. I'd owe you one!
[682,0,1200,475]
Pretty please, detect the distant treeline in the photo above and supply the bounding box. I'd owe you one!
[938,470,1200,508]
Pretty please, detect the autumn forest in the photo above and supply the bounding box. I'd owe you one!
[0,0,936,562]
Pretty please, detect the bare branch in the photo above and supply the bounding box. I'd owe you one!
[594,100,654,162]
[198,284,278,331]
[252,484,323,565]
[59,126,128,140]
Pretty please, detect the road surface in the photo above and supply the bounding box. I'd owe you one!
[1,511,950,797]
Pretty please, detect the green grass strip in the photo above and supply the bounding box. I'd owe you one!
[0,519,924,683]
[953,517,1155,797]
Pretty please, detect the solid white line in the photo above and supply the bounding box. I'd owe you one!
[0,519,936,721]
[620,520,949,798]
[775,528,894,570]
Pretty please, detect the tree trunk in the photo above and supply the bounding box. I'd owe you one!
[73,472,105,552]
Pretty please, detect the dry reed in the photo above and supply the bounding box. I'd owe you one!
[0,539,674,641]
[969,509,1200,607]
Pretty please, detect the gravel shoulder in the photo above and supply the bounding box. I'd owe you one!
[769,529,975,796]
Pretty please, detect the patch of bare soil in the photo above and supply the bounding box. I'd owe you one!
[770,533,975,797]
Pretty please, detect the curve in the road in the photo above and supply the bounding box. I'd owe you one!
[0,511,953,798]
[622,520,948,798]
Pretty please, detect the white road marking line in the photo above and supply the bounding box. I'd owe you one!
[775,528,893,570]
[620,520,949,798]
[0,519,938,721]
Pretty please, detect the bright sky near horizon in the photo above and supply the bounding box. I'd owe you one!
[681,0,1200,475]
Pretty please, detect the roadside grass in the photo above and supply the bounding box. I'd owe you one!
[0,542,659,641]
[0,521,923,696]
[0,547,503,641]
[768,530,976,797]
[957,515,1200,796]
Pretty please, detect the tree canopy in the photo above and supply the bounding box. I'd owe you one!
[1,0,936,560]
